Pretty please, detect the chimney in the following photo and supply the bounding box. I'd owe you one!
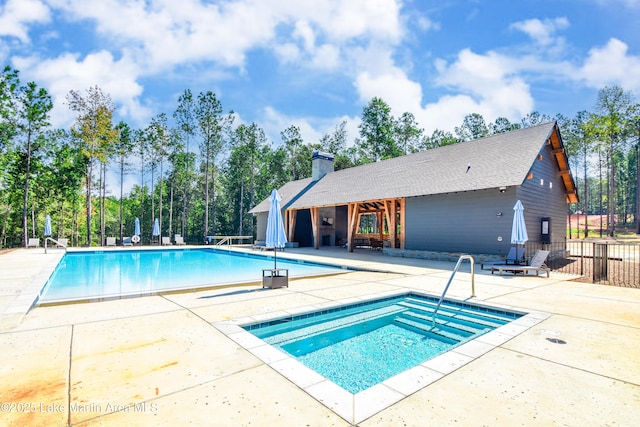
[312,151,334,181]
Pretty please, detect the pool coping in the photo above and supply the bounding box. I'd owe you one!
[213,287,551,425]
[2,251,64,317]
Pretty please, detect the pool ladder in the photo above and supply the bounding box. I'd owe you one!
[431,255,475,328]
[44,237,67,254]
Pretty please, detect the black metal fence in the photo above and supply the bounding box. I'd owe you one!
[525,240,640,288]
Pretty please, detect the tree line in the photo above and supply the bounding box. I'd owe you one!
[1,64,638,248]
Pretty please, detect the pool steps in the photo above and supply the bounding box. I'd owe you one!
[255,295,516,352]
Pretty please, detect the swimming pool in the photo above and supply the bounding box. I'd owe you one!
[216,290,548,424]
[39,248,348,303]
[244,293,521,393]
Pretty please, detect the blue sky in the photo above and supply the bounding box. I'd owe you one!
[1,0,639,148]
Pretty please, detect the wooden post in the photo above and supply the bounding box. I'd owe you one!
[310,207,320,249]
[347,202,359,252]
[384,199,398,249]
[287,210,296,242]
[399,198,406,249]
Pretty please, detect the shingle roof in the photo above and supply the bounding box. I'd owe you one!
[248,177,314,214]
[251,122,559,212]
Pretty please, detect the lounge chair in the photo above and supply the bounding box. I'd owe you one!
[491,250,550,277]
[122,236,133,246]
[106,237,116,246]
[56,238,68,248]
[481,246,526,269]
[252,240,268,251]
[174,235,185,245]
[27,238,40,248]
[162,236,172,245]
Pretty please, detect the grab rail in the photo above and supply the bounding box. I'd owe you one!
[212,235,253,246]
[216,236,231,246]
[431,255,475,327]
[44,237,67,254]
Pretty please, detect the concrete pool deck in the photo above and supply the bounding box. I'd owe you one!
[0,246,639,426]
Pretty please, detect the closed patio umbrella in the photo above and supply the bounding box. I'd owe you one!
[44,215,52,237]
[266,189,287,269]
[134,217,140,236]
[511,200,529,264]
[152,218,160,244]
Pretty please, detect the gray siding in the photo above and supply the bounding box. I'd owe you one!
[515,142,568,243]
[405,142,568,256]
[255,213,267,241]
[405,189,520,256]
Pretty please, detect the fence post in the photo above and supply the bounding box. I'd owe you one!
[580,240,584,276]
[593,242,608,283]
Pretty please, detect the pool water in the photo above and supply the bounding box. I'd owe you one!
[39,249,347,303]
[245,294,523,393]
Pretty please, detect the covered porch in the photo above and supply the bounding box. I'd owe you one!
[285,197,406,252]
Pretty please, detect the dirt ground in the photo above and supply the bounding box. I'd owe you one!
[567,214,640,242]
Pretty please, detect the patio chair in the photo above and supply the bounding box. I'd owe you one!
[122,236,133,246]
[490,250,551,277]
[106,237,116,246]
[27,238,40,248]
[56,238,68,248]
[370,238,384,250]
[481,246,526,269]
[162,236,172,245]
[174,235,186,245]
[252,240,268,251]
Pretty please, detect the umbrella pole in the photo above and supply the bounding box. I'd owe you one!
[274,248,277,270]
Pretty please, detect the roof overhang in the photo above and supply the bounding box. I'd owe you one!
[548,123,579,204]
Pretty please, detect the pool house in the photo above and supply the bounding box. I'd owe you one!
[251,121,578,258]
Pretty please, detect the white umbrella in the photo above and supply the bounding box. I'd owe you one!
[511,200,529,264]
[152,218,160,244]
[44,215,52,237]
[265,189,287,269]
[134,217,140,236]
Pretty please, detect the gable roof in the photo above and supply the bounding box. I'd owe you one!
[251,122,576,213]
[249,177,314,214]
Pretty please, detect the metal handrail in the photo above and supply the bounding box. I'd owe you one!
[216,236,231,246]
[431,255,475,328]
[44,237,67,254]
[213,235,253,246]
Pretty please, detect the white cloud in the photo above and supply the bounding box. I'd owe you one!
[13,50,151,128]
[576,38,640,92]
[355,70,423,114]
[260,106,360,148]
[310,44,341,70]
[293,20,316,53]
[273,42,302,64]
[42,0,402,75]
[510,17,569,46]
[348,37,536,134]
[414,14,439,32]
[0,0,50,42]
